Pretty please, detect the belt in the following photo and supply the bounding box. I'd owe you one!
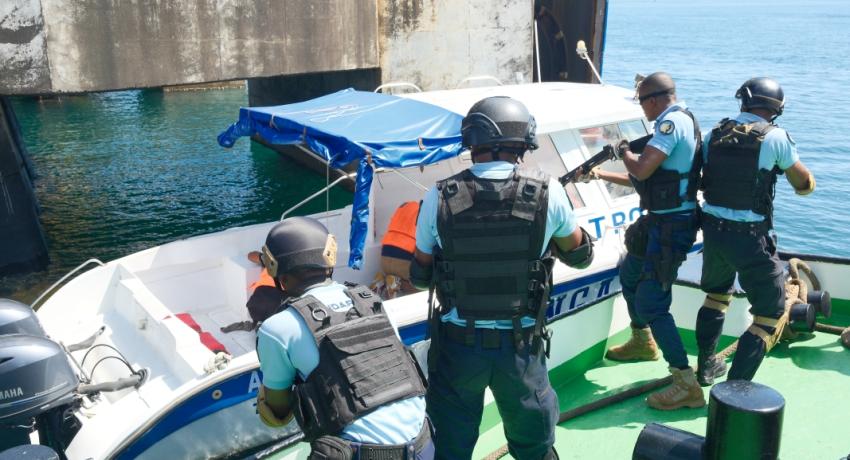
[442,323,534,349]
[702,213,770,234]
[352,418,432,460]
[647,211,697,230]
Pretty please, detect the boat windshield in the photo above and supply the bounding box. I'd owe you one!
[578,121,647,200]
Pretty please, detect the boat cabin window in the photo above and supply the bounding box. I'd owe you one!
[546,131,587,209]
[577,121,648,201]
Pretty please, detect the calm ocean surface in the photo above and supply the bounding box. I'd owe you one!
[2,0,848,302]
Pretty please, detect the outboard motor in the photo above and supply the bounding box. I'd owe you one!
[0,299,45,337]
[0,315,81,457]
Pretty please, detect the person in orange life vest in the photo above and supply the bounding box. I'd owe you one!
[371,201,421,299]
[246,250,285,324]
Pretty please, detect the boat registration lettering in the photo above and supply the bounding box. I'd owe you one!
[587,207,642,238]
[248,371,262,394]
[547,275,619,320]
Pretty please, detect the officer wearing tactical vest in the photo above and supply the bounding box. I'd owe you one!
[254,217,432,459]
[583,72,704,410]
[696,77,815,384]
[411,96,594,459]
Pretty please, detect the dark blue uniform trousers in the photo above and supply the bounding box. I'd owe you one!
[699,223,785,380]
[620,212,698,369]
[426,327,558,460]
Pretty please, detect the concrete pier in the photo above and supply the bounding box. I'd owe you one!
[0,98,48,276]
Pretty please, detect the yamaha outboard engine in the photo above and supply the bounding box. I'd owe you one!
[0,299,45,336]
[0,300,81,457]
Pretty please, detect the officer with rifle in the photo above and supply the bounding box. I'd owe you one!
[695,78,815,384]
[411,96,594,459]
[576,72,704,410]
[255,216,433,459]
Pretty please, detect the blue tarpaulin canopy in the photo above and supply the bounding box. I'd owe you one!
[218,88,464,268]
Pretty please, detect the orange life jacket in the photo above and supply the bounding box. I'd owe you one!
[250,268,276,292]
[381,201,419,255]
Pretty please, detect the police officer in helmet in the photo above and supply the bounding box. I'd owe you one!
[411,96,594,459]
[255,216,433,459]
[583,72,704,410]
[696,77,815,384]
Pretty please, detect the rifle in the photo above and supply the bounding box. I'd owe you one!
[558,134,653,185]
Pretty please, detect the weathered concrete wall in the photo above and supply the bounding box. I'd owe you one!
[2,0,536,95]
[1,0,379,95]
[0,0,52,93]
[378,0,533,91]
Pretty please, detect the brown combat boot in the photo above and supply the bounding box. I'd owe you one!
[647,367,706,410]
[605,326,661,361]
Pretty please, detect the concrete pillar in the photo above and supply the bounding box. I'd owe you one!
[0,97,48,276]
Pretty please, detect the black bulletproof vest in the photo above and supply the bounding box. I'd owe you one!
[703,119,778,216]
[630,106,703,211]
[288,284,426,441]
[435,168,550,321]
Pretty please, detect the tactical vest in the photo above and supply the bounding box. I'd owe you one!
[702,119,778,216]
[630,107,703,211]
[288,283,426,441]
[435,168,551,322]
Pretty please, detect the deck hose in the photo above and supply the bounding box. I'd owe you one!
[483,258,847,460]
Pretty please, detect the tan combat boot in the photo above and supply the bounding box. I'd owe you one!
[646,367,706,410]
[605,326,661,361]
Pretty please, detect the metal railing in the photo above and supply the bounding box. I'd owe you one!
[373,82,423,94]
[31,258,106,310]
[280,172,358,220]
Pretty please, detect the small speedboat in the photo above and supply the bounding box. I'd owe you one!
[2,83,847,460]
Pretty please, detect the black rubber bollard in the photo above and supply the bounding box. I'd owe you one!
[705,380,785,460]
[788,303,815,332]
[806,290,831,318]
[632,423,703,460]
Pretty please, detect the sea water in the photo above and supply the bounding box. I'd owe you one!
[3,0,848,301]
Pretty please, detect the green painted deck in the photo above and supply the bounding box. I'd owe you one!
[473,321,850,460]
[269,302,850,460]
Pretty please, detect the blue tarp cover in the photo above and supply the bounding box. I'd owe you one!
[218,88,464,268]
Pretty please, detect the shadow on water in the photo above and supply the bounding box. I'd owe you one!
[0,88,351,304]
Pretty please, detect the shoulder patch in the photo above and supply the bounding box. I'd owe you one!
[658,120,675,135]
[785,131,795,145]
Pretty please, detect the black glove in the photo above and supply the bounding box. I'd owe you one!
[615,139,631,160]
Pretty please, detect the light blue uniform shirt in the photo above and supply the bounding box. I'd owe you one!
[415,161,578,329]
[701,112,799,222]
[257,281,426,444]
[645,101,698,215]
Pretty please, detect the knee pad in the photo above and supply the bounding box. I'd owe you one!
[747,316,782,352]
[703,293,732,313]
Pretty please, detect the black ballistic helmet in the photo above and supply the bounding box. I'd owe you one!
[461,96,538,153]
[736,77,785,117]
[261,217,337,278]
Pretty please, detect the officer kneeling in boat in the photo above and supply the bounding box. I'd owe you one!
[412,96,594,459]
[582,72,704,410]
[255,216,432,459]
[696,77,815,383]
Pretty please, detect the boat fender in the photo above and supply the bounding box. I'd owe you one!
[257,386,294,428]
[409,256,433,291]
[552,227,594,269]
